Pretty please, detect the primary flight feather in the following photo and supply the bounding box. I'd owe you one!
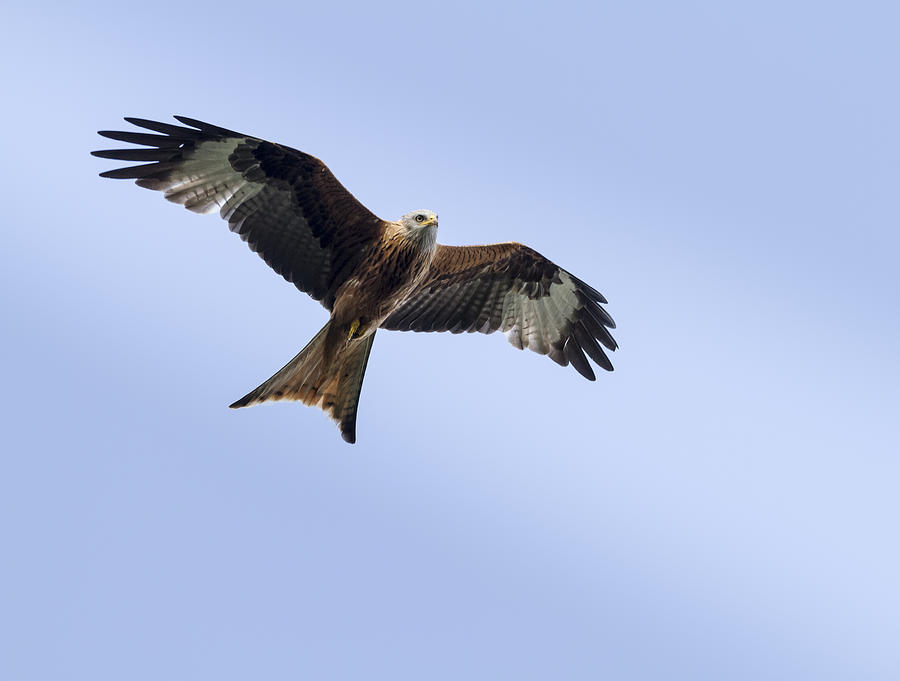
[93,116,617,443]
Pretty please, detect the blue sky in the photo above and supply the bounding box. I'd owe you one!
[2,1,898,679]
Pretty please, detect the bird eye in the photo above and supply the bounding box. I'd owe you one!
[415,214,425,223]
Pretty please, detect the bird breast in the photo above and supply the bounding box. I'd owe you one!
[333,228,436,326]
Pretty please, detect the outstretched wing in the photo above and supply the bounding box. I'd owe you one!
[93,116,387,309]
[381,243,617,380]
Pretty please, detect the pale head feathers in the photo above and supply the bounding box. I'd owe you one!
[395,209,438,249]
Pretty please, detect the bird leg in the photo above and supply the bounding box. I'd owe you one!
[347,319,367,341]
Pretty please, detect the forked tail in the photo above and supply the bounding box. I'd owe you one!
[229,321,376,443]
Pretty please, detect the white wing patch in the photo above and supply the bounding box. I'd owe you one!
[140,139,265,217]
[503,270,579,354]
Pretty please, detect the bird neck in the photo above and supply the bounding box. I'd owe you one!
[390,221,437,253]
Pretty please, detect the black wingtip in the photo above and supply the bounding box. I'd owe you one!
[173,115,243,137]
[96,129,187,147]
[99,167,150,179]
[564,337,596,381]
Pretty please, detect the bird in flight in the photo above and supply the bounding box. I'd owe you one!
[93,116,617,443]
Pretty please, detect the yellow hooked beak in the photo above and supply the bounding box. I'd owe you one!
[422,215,438,227]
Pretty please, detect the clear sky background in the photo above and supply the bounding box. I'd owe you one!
[2,1,898,679]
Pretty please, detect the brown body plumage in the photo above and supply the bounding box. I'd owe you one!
[93,116,617,443]
[228,217,438,442]
[328,219,438,352]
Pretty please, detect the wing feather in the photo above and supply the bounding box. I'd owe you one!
[94,116,387,309]
[382,243,617,380]
[564,336,595,381]
[381,243,617,378]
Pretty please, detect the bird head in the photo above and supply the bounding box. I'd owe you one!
[401,210,438,230]
[398,209,439,249]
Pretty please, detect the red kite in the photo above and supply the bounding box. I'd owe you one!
[94,117,617,443]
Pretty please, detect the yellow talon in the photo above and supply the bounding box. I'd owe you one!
[348,319,360,341]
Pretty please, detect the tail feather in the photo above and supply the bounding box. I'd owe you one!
[230,321,376,443]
